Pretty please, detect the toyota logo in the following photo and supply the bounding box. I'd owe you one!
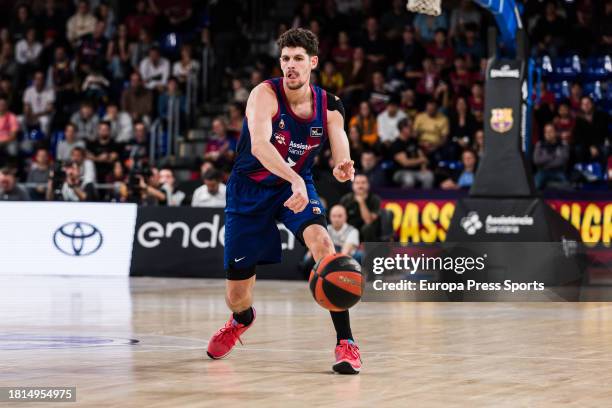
[53,222,103,256]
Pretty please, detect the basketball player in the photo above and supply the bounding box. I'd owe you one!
[206,28,361,374]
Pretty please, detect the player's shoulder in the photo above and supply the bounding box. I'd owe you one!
[250,80,277,100]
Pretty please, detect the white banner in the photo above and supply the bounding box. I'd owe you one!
[0,202,137,276]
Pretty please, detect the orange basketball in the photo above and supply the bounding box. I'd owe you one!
[308,253,363,311]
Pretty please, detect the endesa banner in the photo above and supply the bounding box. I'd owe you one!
[130,207,306,280]
[378,191,612,245]
[0,202,137,276]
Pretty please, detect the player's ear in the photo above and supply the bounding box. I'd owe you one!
[310,55,318,70]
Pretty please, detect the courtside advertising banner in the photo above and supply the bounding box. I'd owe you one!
[0,202,137,276]
[381,197,612,244]
[130,207,306,279]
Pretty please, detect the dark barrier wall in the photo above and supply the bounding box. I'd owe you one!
[130,207,306,280]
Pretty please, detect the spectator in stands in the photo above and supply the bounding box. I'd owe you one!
[21,70,54,135]
[401,26,426,80]
[400,88,418,121]
[103,102,133,143]
[320,61,344,95]
[105,160,129,202]
[449,96,477,148]
[413,11,448,43]
[449,0,482,38]
[349,101,378,146]
[172,45,200,91]
[449,56,475,96]
[121,72,153,123]
[440,149,478,190]
[157,77,186,119]
[380,0,412,40]
[123,121,149,164]
[56,123,86,162]
[87,121,120,182]
[26,148,51,200]
[367,71,390,114]
[568,82,583,113]
[573,96,609,163]
[70,146,97,185]
[472,129,485,158]
[204,117,234,168]
[47,46,76,119]
[341,47,368,107]
[377,94,407,145]
[340,174,381,241]
[348,125,364,164]
[413,98,449,152]
[130,28,153,71]
[330,31,353,72]
[81,64,110,104]
[391,118,434,189]
[426,29,454,70]
[530,1,566,57]
[158,167,186,206]
[67,0,97,45]
[35,1,66,42]
[78,20,108,67]
[106,23,130,85]
[553,101,575,141]
[0,96,19,165]
[96,1,116,40]
[0,167,30,201]
[191,168,226,208]
[46,159,97,202]
[0,77,17,113]
[360,150,386,187]
[232,78,249,104]
[455,23,484,62]
[10,4,34,43]
[468,82,484,123]
[139,46,170,92]
[227,102,245,136]
[15,27,41,68]
[534,123,570,190]
[361,17,387,70]
[0,43,18,88]
[70,101,98,141]
[125,0,156,40]
[415,57,441,98]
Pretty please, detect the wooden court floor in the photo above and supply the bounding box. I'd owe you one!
[2,275,612,407]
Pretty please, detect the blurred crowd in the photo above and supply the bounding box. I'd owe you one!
[0,0,610,209]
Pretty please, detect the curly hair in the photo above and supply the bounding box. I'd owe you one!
[276,28,319,56]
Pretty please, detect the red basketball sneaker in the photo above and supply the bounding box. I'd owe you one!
[206,308,256,359]
[333,339,362,374]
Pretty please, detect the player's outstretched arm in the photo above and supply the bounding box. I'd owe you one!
[247,83,308,213]
[327,95,354,183]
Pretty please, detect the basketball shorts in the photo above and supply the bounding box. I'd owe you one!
[224,173,327,279]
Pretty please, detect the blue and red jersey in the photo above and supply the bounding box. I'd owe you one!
[232,77,329,185]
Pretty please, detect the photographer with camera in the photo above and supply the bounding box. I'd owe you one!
[46,160,97,202]
[126,165,163,205]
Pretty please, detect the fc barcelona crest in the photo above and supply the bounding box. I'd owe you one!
[279,118,285,129]
[490,108,513,133]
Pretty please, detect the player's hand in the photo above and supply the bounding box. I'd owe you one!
[284,178,308,214]
[333,159,355,182]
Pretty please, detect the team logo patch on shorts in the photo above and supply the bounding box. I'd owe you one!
[310,127,323,137]
[312,207,321,214]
